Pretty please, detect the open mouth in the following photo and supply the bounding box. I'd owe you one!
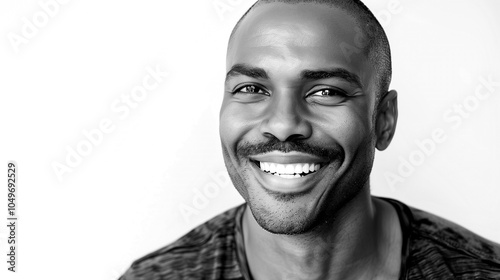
[253,161,323,179]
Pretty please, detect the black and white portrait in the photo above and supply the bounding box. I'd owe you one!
[1,0,499,279]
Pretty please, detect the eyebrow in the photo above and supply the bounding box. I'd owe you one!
[301,68,363,89]
[226,64,363,89]
[225,63,269,82]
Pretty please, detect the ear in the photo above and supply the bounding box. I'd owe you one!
[375,90,398,151]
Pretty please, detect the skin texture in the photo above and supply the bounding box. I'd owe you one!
[220,2,399,279]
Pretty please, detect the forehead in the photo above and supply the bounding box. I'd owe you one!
[227,3,370,78]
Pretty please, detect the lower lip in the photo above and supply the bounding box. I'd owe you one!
[249,162,323,194]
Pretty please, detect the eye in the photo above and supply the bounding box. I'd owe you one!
[233,85,269,95]
[306,87,349,105]
[308,88,346,97]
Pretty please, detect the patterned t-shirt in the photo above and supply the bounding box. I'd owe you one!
[120,197,500,279]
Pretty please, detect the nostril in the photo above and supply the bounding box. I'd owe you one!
[285,134,308,142]
[259,116,312,142]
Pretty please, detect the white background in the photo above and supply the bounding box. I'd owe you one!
[0,0,499,279]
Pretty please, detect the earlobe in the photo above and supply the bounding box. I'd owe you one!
[375,90,398,151]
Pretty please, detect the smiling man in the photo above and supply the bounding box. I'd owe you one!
[121,0,500,279]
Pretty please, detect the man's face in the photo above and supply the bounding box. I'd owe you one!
[220,3,378,234]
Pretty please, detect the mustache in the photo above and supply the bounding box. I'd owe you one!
[237,138,344,160]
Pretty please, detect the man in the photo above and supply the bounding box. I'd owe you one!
[121,0,500,279]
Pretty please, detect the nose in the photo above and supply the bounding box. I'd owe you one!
[259,92,312,142]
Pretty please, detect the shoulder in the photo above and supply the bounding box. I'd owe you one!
[406,204,500,278]
[120,204,246,280]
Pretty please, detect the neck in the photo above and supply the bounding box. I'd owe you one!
[242,191,402,280]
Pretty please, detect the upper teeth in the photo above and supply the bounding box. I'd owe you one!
[259,162,320,175]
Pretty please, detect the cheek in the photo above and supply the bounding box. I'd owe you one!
[219,102,257,162]
[337,107,376,173]
[313,104,373,157]
[219,101,264,146]
[339,113,371,149]
[346,99,374,143]
[219,103,241,147]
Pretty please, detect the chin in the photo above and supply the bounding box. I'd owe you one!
[244,169,371,236]
[245,191,324,235]
[250,203,316,235]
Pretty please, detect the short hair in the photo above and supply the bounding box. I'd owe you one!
[228,0,392,106]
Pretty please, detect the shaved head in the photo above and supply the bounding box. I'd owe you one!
[229,0,392,106]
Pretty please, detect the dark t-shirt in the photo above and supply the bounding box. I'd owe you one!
[120,197,500,279]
